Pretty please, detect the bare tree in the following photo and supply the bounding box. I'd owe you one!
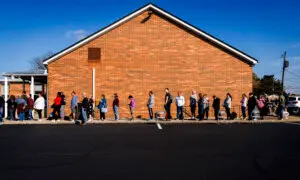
[30,52,54,71]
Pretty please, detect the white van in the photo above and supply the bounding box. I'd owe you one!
[287,96,300,115]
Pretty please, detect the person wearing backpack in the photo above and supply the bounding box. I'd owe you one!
[128,95,136,121]
[190,90,197,120]
[97,94,107,121]
[164,88,173,120]
[257,95,266,120]
[247,92,257,120]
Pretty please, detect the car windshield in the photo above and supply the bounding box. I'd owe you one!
[289,97,297,101]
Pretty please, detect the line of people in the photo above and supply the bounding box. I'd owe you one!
[0,91,45,122]
[0,88,288,124]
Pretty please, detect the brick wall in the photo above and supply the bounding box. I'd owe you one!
[9,83,30,97]
[48,11,253,119]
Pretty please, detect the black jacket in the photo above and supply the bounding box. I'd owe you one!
[248,96,257,108]
[7,99,17,109]
[212,98,220,110]
[82,97,89,109]
[0,96,4,107]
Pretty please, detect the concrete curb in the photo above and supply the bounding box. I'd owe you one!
[1,119,300,125]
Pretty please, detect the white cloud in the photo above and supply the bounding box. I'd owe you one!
[65,29,88,40]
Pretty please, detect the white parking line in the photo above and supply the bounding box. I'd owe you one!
[156,123,162,130]
[284,122,300,126]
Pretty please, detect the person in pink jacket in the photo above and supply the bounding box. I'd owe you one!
[128,95,136,121]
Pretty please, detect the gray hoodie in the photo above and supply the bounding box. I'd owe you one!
[147,95,154,108]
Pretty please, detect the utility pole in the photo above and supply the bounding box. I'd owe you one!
[281,51,289,92]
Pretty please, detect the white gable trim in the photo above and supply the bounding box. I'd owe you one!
[43,4,258,65]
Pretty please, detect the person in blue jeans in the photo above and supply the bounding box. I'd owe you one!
[81,92,89,125]
[16,95,27,121]
[198,93,204,120]
[112,93,119,120]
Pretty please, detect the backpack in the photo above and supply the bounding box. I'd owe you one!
[190,97,196,106]
[168,94,173,103]
[256,99,264,109]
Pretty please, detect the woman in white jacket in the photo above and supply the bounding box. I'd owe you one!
[34,93,45,121]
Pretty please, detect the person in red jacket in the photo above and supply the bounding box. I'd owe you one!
[52,92,62,121]
[26,94,34,120]
[113,93,119,120]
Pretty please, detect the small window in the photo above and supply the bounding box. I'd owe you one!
[88,48,101,60]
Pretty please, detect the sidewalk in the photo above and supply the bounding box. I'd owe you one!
[1,116,300,125]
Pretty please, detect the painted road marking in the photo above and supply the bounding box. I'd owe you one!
[156,123,162,130]
[284,122,300,126]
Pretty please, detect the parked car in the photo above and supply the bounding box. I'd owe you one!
[287,96,300,115]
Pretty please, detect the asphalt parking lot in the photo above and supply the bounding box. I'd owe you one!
[1,123,300,180]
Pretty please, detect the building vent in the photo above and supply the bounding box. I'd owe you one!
[88,48,101,60]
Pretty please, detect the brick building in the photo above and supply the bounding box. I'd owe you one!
[40,3,258,119]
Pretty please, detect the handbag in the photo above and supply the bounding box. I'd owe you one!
[101,107,108,113]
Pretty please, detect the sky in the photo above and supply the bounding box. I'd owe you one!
[0,0,300,93]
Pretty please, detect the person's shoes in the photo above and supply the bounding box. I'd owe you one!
[57,120,60,122]
[51,120,55,122]
[38,119,42,122]
[148,118,152,121]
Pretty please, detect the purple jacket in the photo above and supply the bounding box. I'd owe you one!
[129,98,136,108]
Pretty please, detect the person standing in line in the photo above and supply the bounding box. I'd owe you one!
[212,95,220,120]
[0,95,4,123]
[240,93,247,120]
[34,93,45,121]
[257,95,266,120]
[7,95,16,121]
[70,91,78,121]
[97,94,107,121]
[80,92,89,125]
[203,94,210,120]
[26,94,34,120]
[190,90,197,120]
[223,93,232,120]
[176,91,185,120]
[87,96,94,122]
[247,92,257,120]
[16,95,27,121]
[21,91,28,119]
[278,93,286,120]
[128,95,136,121]
[113,93,120,120]
[164,88,173,120]
[60,91,66,120]
[198,93,204,120]
[52,92,62,121]
[147,91,154,121]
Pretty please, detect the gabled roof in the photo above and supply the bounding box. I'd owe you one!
[43,3,258,65]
